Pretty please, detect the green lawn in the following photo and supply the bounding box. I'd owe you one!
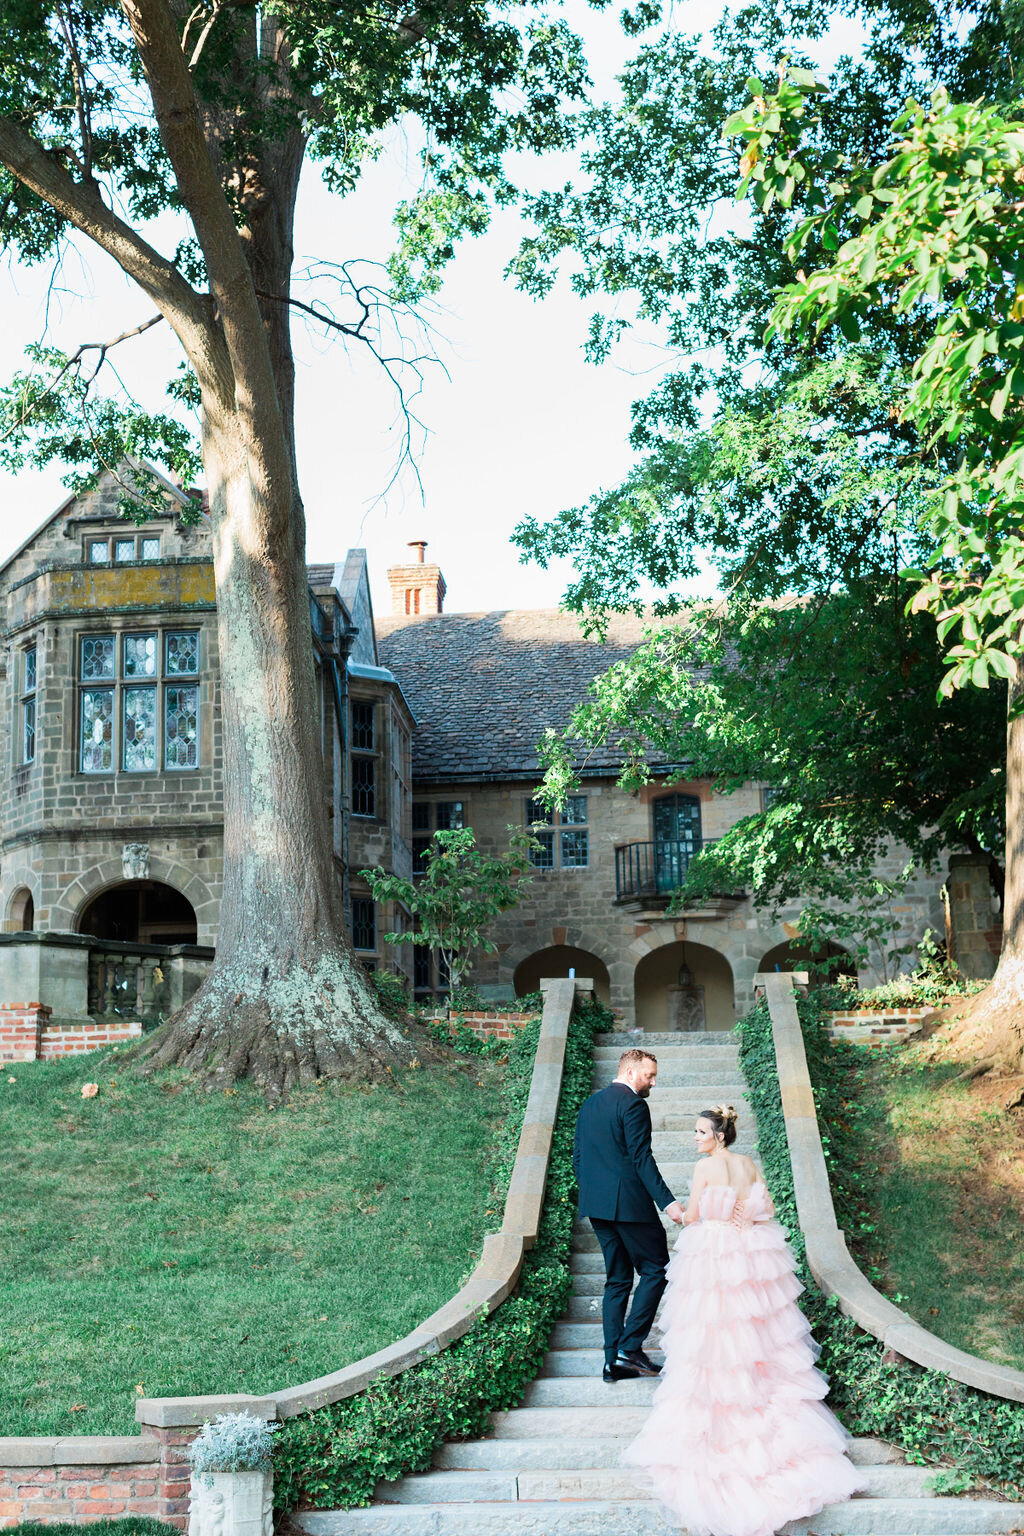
[0,1042,505,1437]
[844,1045,1024,1371]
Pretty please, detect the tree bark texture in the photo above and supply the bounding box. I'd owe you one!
[937,669,1024,1075]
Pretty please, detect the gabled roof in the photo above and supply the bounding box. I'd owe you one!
[376,608,684,783]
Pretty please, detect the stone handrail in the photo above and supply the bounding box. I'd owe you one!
[760,970,1024,1403]
[136,976,583,1429]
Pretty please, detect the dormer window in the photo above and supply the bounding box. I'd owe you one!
[86,533,161,564]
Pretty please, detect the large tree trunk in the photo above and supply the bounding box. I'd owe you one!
[142,402,409,1099]
[935,671,1024,1075]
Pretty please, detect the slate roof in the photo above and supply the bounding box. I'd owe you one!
[376,608,685,784]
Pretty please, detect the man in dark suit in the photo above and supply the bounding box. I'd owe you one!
[573,1047,684,1381]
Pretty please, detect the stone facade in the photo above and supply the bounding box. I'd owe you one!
[0,472,416,1018]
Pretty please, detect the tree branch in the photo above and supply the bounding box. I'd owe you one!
[0,114,214,365]
[1,313,164,444]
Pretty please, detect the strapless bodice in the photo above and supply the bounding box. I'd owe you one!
[698,1180,771,1222]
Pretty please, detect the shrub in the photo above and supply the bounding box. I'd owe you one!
[189,1412,277,1481]
[368,969,410,1020]
[739,993,1024,1498]
[273,996,609,1512]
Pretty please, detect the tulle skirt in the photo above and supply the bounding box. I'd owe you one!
[622,1205,863,1536]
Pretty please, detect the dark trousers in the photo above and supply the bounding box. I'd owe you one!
[589,1215,669,1363]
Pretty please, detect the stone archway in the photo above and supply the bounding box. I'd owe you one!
[513,945,611,1004]
[56,851,219,946]
[77,880,198,944]
[4,886,34,933]
[758,937,856,982]
[634,940,735,1033]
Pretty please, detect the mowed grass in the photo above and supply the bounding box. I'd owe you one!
[0,1043,505,1437]
[847,1045,1024,1370]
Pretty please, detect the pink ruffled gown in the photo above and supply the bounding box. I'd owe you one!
[622,1182,863,1536]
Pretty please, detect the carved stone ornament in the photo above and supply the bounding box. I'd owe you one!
[188,1470,273,1536]
[122,842,150,881]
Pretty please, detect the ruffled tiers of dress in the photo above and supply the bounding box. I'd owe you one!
[622,1182,863,1536]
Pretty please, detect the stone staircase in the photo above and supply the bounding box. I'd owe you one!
[293,1031,1024,1536]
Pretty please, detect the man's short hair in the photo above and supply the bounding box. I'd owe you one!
[618,1047,658,1070]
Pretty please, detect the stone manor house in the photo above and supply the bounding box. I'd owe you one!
[0,470,999,1050]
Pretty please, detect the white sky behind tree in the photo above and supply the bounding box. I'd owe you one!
[0,2,859,618]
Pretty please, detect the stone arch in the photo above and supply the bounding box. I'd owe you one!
[4,885,35,933]
[513,945,612,1005]
[77,880,198,944]
[634,939,735,1033]
[56,853,218,944]
[758,937,856,981]
[501,921,610,983]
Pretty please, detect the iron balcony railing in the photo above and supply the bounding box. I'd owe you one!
[614,839,717,903]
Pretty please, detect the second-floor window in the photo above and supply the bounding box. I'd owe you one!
[527,796,589,870]
[412,800,464,874]
[79,629,199,774]
[87,533,161,564]
[350,700,376,817]
[21,644,36,764]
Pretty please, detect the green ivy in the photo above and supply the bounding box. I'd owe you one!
[273,996,609,1512]
[739,995,1024,1499]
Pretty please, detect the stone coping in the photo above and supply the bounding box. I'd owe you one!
[0,930,215,959]
[0,1436,159,1467]
[762,971,1024,1404]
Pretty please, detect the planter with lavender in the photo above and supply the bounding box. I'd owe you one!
[188,1412,277,1536]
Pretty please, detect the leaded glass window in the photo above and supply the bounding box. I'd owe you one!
[115,538,136,563]
[352,753,375,816]
[24,648,36,693]
[561,829,589,867]
[123,632,158,678]
[351,898,376,951]
[165,631,199,675]
[21,644,37,766]
[81,634,115,680]
[435,801,464,830]
[89,539,110,564]
[526,795,586,869]
[122,686,157,771]
[412,801,431,832]
[141,536,161,560]
[563,796,587,825]
[81,689,114,772]
[351,700,374,750]
[165,684,198,769]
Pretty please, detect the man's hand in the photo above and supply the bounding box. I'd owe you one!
[665,1201,684,1225]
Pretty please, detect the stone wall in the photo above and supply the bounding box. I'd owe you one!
[826,1007,934,1045]
[411,778,946,1029]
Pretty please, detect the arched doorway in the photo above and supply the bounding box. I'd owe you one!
[758,938,856,982]
[634,941,734,1032]
[514,945,611,1005]
[77,881,198,945]
[5,887,34,932]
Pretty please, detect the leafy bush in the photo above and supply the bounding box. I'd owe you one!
[368,969,410,1020]
[814,932,987,1010]
[739,994,1024,1498]
[273,996,609,1512]
[189,1412,277,1480]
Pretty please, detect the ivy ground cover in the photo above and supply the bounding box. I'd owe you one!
[1,1038,508,1437]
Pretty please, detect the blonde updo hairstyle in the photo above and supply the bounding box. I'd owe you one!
[701,1103,738,1148]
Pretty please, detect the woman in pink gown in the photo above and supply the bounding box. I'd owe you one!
[623,1104,863,1536]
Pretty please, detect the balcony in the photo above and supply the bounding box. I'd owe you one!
[613,838,745,914]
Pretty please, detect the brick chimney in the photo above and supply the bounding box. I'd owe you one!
[387,540,446,617]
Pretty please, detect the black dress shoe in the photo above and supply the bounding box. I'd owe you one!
[616,1350,661,1376]
[603,1361,641,1382]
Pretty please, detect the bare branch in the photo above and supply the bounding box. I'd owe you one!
[1,314,164,444]
[54,2,95,182]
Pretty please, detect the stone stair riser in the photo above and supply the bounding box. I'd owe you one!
[539,1349,664,1378]
[434,1435,906,1473]
[488,1406,650,1438]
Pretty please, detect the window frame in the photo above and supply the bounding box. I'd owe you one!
[351,896,377,952]
[85,532,162,565]
[411,799,466,876]
[349,697,378,819]
[20,643,37,765]
[526,795,588,870]
[76,626,201,776]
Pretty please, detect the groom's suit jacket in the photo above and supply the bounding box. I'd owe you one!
[573,1081,675,1223]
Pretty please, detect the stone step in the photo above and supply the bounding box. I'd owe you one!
[649,1133,759,1157]
[375,1464,945,1506]
[293,1497,1024,1534]
[591,1069,748,1087]
[648,1107,759,1129]
[550,1321,612,1349]
[435,1435,906,1473]
[539,1349,662,1377]
[520,1374,658,1407]
[592,1048,742,1067]
[597,1032,740,1046]
[488,1405,650,1438]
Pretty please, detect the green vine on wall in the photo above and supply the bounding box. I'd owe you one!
[273,996,608,1512]
[738,995,1024,1499]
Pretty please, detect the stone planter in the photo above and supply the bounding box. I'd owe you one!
[188,1468,273,1536]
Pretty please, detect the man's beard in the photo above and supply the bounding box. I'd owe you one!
[636,1085,651,1098]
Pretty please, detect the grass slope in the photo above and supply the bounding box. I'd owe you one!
[0,1044,504,1437]
[843,1045,1024,1372]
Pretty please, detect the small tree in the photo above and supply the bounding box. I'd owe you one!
[362,828,536,1000]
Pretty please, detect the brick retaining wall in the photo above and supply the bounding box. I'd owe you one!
[0,1438,171,1531]
[0,1004,142,1062]
[826,1006,933,1045]
[433,1009,537,1041]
